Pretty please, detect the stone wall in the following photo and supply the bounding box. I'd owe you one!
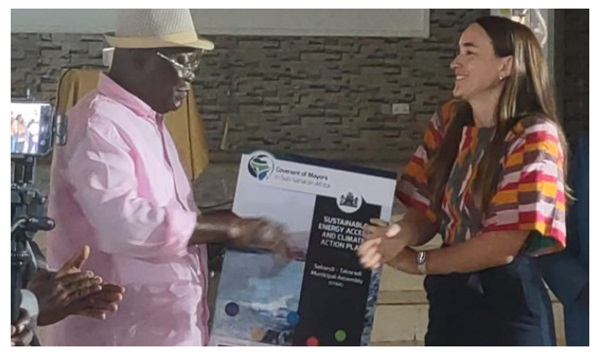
[14,7,589,229]
[12,9,589,166]
[14,9,582,346]
[12,9,488,166]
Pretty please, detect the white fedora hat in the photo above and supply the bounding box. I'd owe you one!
[104,9,214,50]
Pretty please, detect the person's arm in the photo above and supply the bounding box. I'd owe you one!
[427,118,568,275]
[394,208,440,247]
[358,103,454,269]
[68,119,289,259]
[537,136,589,306]
[67,119,196,261]
[380,117,569,276]
[188,209,236,245]
[537,189,588,306]
[190,209,291,258]
[358,208,441,270]
[389,230,529,274]
[26,245,126,326]
[392,103,456,245]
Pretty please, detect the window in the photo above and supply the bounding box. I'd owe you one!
[491,9,554,73]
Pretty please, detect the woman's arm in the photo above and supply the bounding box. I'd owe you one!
[388,230,530,274]
[395,207,441,247]
[358,207,440,269]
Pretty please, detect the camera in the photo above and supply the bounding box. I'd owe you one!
[11,99,66,324]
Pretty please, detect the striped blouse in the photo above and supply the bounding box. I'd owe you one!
[396,100,566,255]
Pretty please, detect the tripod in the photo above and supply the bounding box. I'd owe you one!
[11,156,55,327]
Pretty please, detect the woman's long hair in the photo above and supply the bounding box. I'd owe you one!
[426,16,569,214]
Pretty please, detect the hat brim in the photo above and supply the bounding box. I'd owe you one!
[104,32,214,51]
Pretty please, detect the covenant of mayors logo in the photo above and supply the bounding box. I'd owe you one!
[247,152,275,181]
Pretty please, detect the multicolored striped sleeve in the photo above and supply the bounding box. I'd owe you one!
[395,101,455,222]
[482,117,567,256]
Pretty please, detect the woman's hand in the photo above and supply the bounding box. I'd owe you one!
[388,247,420,274]
[357,219,407,269]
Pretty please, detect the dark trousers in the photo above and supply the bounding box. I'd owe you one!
[424,254,556,346]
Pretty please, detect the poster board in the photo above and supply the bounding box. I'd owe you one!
[210,151,396,346]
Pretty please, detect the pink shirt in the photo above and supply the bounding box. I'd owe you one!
[44,74,210,346]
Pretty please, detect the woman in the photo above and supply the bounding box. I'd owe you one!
[358,16,568,346]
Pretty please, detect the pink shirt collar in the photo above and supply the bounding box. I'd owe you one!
[97,73,159,122]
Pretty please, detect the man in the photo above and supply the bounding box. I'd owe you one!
[538,135,589,346]
[45,9,290,346]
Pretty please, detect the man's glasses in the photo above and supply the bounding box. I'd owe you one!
[156,51,203,82]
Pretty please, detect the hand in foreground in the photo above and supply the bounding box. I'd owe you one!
[11,309,34,346]
[61,246,125,320]
[72,282,125,320]
[27,246,103,326]
[28,246,124,325]
[228,218,293,258]
[357,219,407,269]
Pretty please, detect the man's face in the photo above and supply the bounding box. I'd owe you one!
[139,47,201,114]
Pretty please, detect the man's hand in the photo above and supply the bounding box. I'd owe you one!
[191,211,292,258]
[55,245,95,278]
[59,283,125,320]
[357,221,407,269]
[28,246,103,326]
[11,309,34,346]
[228,218,292,258]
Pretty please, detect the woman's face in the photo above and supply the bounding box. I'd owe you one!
[450,23,508,104]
